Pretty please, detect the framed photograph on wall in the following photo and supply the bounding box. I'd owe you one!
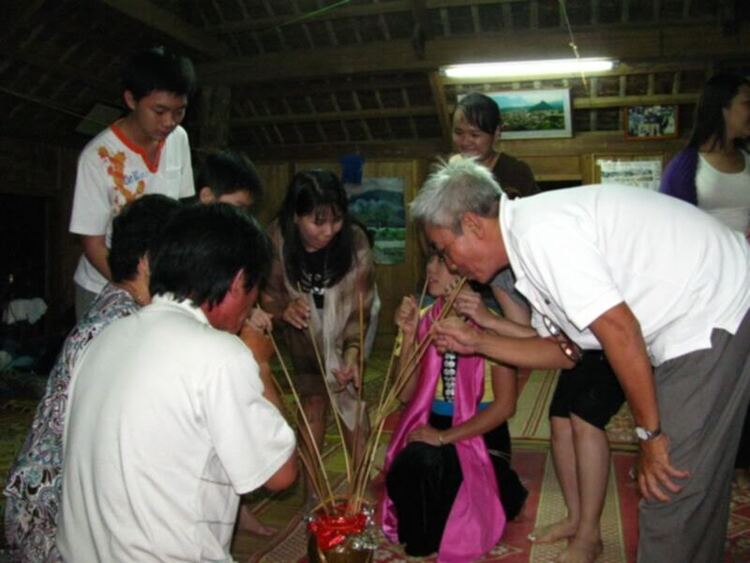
[625,105,679,140]
[481,89,573,140]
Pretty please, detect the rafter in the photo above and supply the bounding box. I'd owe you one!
[15,46,119,99]
[0,0,46,49]
[101,0,227,58]
[411,0,434,39]
[428,71,452,148]
[204,1,411,34]
[232,106,435,127]
[233,76,428,99]
[199,24,748,85]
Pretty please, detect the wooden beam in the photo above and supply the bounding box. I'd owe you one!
[411,0,434,39]
[0,83,98,127]
[429,0,526,6]
[101,0,227,58]
[205,1,410,33]
[683,0,693,19]
[198,24,748,85]
[440,91,699,113]
[470,5,481,33]
[428,71,452,149]
[240,75,428,95]
[231,106,436,127]
[439,7,451,36]
[574,93,698,109]
[653,0,661,21]
[0,0,46,47]
[205,0,530,35]
[15,47,119,99]
[672,70,682,94]
[236,139,444,161]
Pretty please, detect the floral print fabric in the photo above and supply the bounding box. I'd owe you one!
[3,285,137,561]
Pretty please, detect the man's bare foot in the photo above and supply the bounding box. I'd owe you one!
[528,518,578,543]
[556,537,603,563]
[239,506,277,537]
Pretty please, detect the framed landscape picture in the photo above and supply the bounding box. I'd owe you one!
[483,89,573,140]
[346,177,406,265]
[625,105,679,140]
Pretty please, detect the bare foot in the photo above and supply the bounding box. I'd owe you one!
[239,506,276,537]
[514,494,535,523]
[556,537,603,563]
[734,468,750,489]
[528,518,578,544]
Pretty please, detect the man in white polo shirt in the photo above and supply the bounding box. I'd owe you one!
[411,158,750,563]
[57,204,297,561]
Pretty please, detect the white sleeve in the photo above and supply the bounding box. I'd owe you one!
[516,224,624,331]
[177,128,195,198]
[203,347,295,495]
[69,149,112,235]
[530,310,549,336]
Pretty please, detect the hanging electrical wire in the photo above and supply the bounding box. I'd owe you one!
[559,0,590,93]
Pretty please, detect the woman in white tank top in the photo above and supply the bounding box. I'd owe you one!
[661,73,750,237]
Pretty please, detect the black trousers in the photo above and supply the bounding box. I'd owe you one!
[385,413,527,557]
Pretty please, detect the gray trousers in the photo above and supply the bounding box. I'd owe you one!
[74,283,98,321]
[638,309,750,563]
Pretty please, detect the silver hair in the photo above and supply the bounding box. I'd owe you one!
[410,158,502,233]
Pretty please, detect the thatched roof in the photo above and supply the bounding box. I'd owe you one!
[2,0,748,156]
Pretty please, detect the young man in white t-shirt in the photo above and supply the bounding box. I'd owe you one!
[412,158,750,563]
[57,204,297,561]
[69,47,196,319]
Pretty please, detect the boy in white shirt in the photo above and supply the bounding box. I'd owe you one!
[69,46,196,319]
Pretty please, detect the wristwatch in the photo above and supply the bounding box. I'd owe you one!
[634,425,661,441]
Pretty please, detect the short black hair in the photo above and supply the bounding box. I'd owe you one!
[277,169,355,287]
[109,194,181,283]
[122,46,196,101]
[149,203,272,307]
[197,149,263,203]
[455,92,502,134]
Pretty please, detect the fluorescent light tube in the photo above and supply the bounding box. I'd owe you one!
[443,58,614,79]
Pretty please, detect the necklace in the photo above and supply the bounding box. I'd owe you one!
[440,351,458,402]
[301,247,329,308]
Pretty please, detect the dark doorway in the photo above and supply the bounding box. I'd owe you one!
[0,193,48,302]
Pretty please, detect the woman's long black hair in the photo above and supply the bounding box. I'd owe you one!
[688,73,750,151]
[278,169,355,288]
